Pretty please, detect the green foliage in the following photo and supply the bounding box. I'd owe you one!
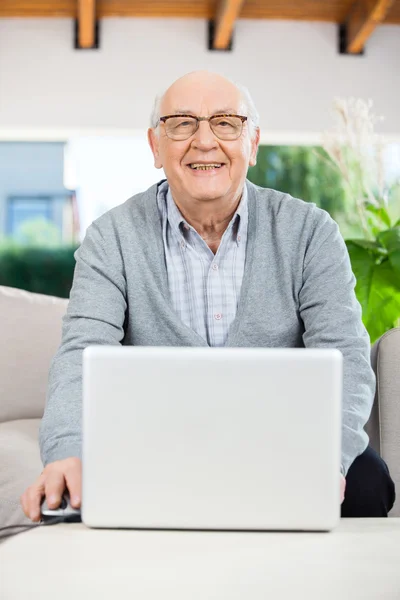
[346,228,400,343]
[15,217,63,247]
[247,145,348,217]
[0,245,78,298]
[340,182,400,342]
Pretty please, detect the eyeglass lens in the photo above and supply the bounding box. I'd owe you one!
[165,116,243,140]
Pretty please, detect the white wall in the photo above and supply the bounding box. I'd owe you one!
[64,137,162,234]
[0,18,399,141]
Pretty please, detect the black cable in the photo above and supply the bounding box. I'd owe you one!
[0,516,71,541]
[0,524,41,540]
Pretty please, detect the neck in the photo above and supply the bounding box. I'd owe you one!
[170,187,244,241]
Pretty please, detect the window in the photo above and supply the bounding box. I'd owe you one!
[6,196,53,237]
[5,193,76,245]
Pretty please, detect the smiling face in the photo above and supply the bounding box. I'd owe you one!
[148,72,260,207]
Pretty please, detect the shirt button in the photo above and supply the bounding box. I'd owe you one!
[237,235,241,242]
[212,263,219,271]
[214,313,222,320]
[183,224,190,231]
[180,241,186,249]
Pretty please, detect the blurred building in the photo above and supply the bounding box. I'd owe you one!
[0,142,79,245]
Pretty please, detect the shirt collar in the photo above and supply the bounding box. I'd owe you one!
[166,183,248,241]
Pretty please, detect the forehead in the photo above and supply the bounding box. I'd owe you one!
[161,81,244,116]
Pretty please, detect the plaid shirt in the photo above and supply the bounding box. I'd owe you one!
[157,181,248,347]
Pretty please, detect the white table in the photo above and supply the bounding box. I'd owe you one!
[1,519,400,599]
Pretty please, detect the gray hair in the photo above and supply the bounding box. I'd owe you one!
[150,78,260,139]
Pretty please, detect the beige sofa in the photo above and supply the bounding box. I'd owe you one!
[0,285,399,533]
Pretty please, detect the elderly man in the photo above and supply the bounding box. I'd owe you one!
[22,71,395,522]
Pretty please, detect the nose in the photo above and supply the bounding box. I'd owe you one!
[191,120,219,151]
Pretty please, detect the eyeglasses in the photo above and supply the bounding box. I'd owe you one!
[158,114,247,141]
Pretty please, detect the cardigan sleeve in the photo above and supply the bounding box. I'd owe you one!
[39,220,127,466]
[299,207,375,475]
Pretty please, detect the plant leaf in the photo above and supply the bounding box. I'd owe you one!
[389,250,400,278]
[377,227,400,253]
[363,261,400,343]
[347,243,400,343]
[346,242,376,315]
[365,203,392,228]
[346,239,379,251]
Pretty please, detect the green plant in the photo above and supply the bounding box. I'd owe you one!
[321,98,400,343]
[247,145,349,222]
[14,217,63,247]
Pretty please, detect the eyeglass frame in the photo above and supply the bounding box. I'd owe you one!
[157,114,248,140]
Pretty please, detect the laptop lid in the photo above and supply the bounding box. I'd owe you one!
[82,346,342,531]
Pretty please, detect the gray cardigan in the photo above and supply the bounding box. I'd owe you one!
[39,179,375,474]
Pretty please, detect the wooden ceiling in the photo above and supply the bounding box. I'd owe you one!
[1,0,400,21]
[1,0,399,52]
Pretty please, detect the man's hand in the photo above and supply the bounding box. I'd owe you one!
[340,473,346,504]
[20,457,82,522]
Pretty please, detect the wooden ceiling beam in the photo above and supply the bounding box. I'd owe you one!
[212,0,246,49]
[77,0,96,48]
[0,1,76,18]
[343,0,395,53]
[0,0,399,24]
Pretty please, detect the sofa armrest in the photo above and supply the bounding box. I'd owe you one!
[369,327,400,517]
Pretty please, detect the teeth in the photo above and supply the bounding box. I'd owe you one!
[190,163,222,170]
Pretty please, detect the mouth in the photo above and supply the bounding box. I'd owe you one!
[186,162,225,175]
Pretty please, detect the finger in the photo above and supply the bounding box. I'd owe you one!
[20,490,29,517]
[26,478,46,522]
[340,475,346,504]
[44,471,66,509]
[64,460,82,508]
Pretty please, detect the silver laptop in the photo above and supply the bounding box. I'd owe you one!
[82,346,343,531]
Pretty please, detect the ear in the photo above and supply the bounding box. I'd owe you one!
[249,128,261,167]
[147,128,163,169]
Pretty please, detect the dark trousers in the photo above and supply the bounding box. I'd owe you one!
[341,446,396,517]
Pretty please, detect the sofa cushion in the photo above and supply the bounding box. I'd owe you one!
[370,327,400,518]
[0,418,42,534]
[0,286,68,423]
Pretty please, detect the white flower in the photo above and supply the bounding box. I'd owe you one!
[322,97,388,223]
